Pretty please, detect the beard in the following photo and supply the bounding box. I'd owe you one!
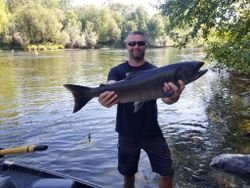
[129,50,145,60]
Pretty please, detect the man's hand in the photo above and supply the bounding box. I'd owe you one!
[162,80,185,104]
[98,80,118,108]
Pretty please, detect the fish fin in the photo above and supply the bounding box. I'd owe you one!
[133,102,144,113]
[63,84,93,113]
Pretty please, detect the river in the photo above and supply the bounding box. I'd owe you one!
[0,48,249,187]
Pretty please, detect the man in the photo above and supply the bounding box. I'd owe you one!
[98,31,185,188]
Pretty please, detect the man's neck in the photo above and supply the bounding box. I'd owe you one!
[128,59,145,67]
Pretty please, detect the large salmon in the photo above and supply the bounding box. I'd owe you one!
[64,61,208,113]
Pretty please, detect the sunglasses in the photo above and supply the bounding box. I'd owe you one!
[127,41,146,47]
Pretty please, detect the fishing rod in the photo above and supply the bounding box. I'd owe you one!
[0,145,48,157]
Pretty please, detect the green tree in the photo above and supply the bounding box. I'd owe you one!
[61,9,85,47]
[76,5,99,32]
[147,15,165,46]
[6,0,60,12]
[0,0,11,34]
[14,2,62,44]
[96,6,121,45]
[159,0,250,74]
[109,3,136,43]
[59,0,72,11]
[84,21,97,48]
[6,0,29,12]
[0,0,13,47]
[121,20,137,41]
[129,6,149,34]
[62,10,81,30]
[76,5,100,47]
[118,4,166,45]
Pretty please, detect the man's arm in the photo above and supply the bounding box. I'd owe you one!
[162,80,185,104]
[98,80,118,108]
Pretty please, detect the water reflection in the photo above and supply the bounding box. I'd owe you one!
[0,48,249,187]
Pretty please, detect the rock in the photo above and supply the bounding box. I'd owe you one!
[209,154,250,178]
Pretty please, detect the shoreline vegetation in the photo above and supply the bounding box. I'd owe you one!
[0,43,203,52]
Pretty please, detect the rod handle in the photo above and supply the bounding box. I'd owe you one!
[0,145,48,157]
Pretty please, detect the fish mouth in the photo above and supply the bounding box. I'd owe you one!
[183,61,207,84]
[194,61,205,72]
[194,69,208,80]
[190,62,208,83]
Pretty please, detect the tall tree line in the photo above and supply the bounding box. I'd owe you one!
[0,0,168,48]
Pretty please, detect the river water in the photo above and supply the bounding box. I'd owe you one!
[0,48,249,187]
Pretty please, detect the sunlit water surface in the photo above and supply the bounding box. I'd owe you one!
[0,48,249,187]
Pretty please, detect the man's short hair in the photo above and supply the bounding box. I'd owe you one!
[126,31,146,42]
[129,31,145,36]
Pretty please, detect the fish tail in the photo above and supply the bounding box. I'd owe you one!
[64,84,93,113]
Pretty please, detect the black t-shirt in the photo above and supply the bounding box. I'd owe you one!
[108,61,163,138]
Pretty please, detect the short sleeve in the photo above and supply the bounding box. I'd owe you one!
[107,67,119,81]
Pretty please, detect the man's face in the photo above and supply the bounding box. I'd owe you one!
[126,34,148,61]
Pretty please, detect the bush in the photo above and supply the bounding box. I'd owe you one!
[73,34,86,48]
[206,32,250,75]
